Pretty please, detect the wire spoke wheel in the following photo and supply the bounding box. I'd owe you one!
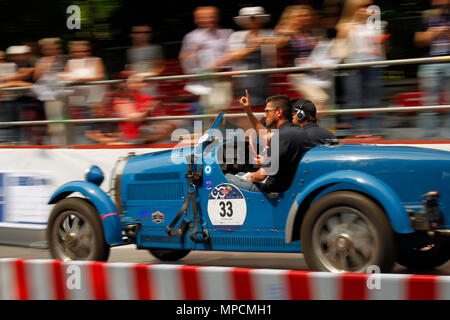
[313,207,378,272]
[301,191,395,273]
[53,213,94,260]
[47,198,110,261]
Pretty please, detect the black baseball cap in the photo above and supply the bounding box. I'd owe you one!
[293,99,316,117]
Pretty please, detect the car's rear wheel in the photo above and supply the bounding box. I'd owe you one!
[301,191,395,273]
[396,239,450,270]
[148,249,191,261]
[47,197,110,261]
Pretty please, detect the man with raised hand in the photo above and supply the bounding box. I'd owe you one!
[225,90,312,193]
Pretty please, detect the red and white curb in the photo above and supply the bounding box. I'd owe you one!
[1,258,450,300]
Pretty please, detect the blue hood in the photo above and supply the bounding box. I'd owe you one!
[301,144,450,207]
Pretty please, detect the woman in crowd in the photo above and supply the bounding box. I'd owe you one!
[335,0,387,137]
[33,38,68,145]
[61,40,106,144]
[276,4,339,132]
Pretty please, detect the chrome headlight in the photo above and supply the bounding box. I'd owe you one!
[85,165,104,186]
[110,152,135,215]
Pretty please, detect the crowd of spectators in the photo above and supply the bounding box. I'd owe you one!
[0,0,448,145]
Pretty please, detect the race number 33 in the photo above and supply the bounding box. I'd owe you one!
[208,183,247,232]
[219,201,233,217]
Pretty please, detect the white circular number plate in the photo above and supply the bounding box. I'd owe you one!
[207,183,247,232]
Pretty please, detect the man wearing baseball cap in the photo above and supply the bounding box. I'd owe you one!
[292,98,336,145]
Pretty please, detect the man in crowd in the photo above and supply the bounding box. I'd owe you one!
[179,6,233,113]
[225,6,278,107]
[0,45,38,144]
[125,24,165,98]
[414,0,449,139]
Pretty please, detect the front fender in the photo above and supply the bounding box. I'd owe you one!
[285,170,414,243]
[49,181,122,245]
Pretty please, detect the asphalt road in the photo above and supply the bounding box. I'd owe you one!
[2,244,450,275]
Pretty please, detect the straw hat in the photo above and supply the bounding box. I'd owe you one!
[6,45,31,55]
[233,6,271,27]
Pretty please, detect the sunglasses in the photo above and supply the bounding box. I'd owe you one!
[264,107,278,113]
[132,31,152,34]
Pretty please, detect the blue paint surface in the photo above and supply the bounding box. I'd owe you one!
[48,113,450,254]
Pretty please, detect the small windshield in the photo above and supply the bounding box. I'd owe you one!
[204,112,223,139]
[192,112,265,149]
[193,112,223,152]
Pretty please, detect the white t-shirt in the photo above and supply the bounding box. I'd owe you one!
[65,57,105,105]
[180,28,233,74]
[0,63,18,101]
[345,23,384,63]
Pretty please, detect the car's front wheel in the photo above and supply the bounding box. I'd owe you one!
[148,249,191,261]
[47,197,110,261]
[301,191,395,273]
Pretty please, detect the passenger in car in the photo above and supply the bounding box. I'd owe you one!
[292,98,336,145]
[225,90,313,193]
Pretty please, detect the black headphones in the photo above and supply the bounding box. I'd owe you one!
[294,99,312,122]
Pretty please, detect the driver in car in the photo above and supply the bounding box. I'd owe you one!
[225,90,313,193]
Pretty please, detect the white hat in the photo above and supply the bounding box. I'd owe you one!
[6,45,31,55]
[233,6,271,27]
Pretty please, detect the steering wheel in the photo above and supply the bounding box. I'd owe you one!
[248,130,273,168]
[249,130,259,159]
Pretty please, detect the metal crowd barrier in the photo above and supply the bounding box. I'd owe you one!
[0,55,449,91]
[0,105,449,128]
[0,55,449,135]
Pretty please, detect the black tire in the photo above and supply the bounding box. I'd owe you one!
[300,191,395,273]
[396,240,450,270]
[47,197,110,261]
[148,249,191,261]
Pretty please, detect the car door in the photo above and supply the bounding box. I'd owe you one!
[195,135,289,253]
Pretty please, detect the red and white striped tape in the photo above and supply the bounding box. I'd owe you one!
[1,258,450,300]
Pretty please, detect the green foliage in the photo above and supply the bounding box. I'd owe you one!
[66,0,121,40]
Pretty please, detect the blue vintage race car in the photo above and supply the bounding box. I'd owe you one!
[46,112,450,273]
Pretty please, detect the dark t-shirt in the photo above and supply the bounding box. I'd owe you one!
[127,45,163,72]
[262,121,313,193]
[301,122,336,146]
[420,12,449,57]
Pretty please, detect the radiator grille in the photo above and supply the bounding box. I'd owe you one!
[127,183,183,200]
[134,172,180,181]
